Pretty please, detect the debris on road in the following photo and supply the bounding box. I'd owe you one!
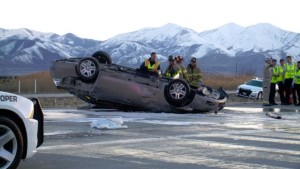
[91,117,128,129]
[266,112,282,119]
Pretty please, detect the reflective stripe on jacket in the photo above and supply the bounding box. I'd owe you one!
[165,64,182,78]
[186,64,202,86]
[178,64,188,81]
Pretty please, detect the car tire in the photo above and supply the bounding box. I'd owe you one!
[257,92,263,100]
[92,51,112,64]
[76,57,99,82]
[164,79,191,107]
[0,117,24,169]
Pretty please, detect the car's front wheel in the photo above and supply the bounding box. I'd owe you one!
[76,57,99,82]
[0,117,24,169]
[164,79,191,107]
[257,92,263,100]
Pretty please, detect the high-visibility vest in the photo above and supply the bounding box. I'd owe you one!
[294,69,300,84]
[285,63,296,79]
[277,65,284,82]
[271,67,278,83]
[144,59,160,71]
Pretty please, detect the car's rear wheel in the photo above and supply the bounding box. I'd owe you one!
[92,51,112,64]
[76,57,99,82]
[0,117,23,169]
[164,79,191,107]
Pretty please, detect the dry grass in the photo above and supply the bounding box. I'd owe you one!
[203,73,255,90]
[0,71,255,94]
[0,72,64,94]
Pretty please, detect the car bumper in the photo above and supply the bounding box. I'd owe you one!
[236,92,259,99]
[23,118,39,158]
[24,98,44,158]
[189,88,228,112]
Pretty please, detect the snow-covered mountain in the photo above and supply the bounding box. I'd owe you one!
[1,23,300,75]
[199,23,300,55]
[0,28,101,75]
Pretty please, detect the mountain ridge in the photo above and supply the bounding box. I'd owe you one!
[0,23,300,76]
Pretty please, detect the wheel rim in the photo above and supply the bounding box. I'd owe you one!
[169,82,187,100]
[0,125,17,168]
[79,60,96,78]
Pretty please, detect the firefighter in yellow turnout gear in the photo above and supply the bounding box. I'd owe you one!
[164,55,182,79]
[269,59,279,105]
[293,61,300,106]
[186,57,202,86]
[175,55,189,82]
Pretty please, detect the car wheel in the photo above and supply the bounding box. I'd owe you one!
[0,117,23,169]
[257,92,263,100]
[164,79,191,107]
[92,51,112,64]
[76,57,99,82]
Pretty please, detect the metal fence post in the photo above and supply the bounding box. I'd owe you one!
[18,80,21,94]
[34,79,37,94]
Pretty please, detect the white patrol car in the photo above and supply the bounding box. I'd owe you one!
[236,78,263,99]
[0,91,43,169]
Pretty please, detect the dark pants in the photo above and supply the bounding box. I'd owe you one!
[277,81,285,103]
[284,78,296,104]
[294,84,300,105]
[269,83,277,104]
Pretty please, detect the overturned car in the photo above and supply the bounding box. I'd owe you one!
[50,51,228,113]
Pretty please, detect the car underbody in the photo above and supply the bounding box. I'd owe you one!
[50,51,228,113]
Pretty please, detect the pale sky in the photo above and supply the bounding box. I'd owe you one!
[1,0,299,40]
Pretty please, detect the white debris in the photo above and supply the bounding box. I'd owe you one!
[91,117,128,129]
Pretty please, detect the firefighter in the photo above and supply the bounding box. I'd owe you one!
[186,57,203,86]
[164,55,182,78]
[269,59,279,105]
[262,57,272,106]
[293,61,300,106]
[284,55,296,105]
[277,58,286,104]
[175,55,188,81]
[140,52,160,75]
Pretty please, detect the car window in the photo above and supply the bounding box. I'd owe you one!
[246,80,262,87]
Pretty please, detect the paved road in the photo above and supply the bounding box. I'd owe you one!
[19,103,300,169]
[19,90,237,98]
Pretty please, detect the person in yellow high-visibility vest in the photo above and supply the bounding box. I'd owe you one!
[284,55,296,105]
[277,59,286,104]
[140,52,161,75]
[269,59,279,105]
[293,61,300,106]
